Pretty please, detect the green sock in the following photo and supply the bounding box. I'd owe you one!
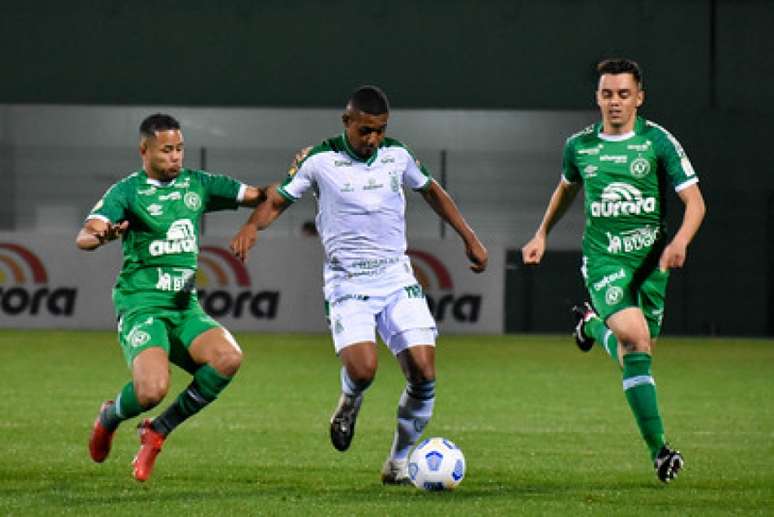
[100,380,144,431]
[583,317,619,362]
[152,364,233,436]
[622,352,666,461]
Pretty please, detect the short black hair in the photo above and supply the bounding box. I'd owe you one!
[348,85,390,115]
[597,58,643,88]
[139,113,181,138]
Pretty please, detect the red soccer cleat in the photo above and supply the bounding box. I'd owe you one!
[132,419,165,482]
[89,400,116,463]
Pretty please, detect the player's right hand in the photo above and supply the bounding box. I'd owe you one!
[521,234,546,265]
[229,224,258,263]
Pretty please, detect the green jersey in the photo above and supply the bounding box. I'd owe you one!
[88,168,244,314]
[562,116,698,265]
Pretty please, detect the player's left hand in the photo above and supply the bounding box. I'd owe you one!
[229,224,258,263]
[466,238,488,273]
[659,239,688,271]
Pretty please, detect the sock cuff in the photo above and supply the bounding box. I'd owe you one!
[194,364,233,401]
[340,367,372,396]
[406,379,436,400]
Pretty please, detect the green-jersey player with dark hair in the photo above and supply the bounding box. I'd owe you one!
[522,59,706,483]
[76,113,267,482]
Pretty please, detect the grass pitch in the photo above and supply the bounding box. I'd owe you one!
[0,331,772,516]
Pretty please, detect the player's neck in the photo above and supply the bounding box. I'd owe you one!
[600,117,637,137]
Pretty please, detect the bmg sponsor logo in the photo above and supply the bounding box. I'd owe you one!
[0,243,77,316]
[407,249,481,323]
[196,246,278,319]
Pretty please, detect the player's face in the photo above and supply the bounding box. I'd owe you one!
[141,129,184,181]
[596,73,644,134]
[343,110,388,158]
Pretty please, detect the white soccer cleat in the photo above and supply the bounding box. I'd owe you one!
[381,457,411,485]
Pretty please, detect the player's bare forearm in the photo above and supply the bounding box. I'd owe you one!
[75,219,129,251]
[522,180,578,264]
[230,186,289,263]
[659,184,706,271]
[535,180,579,237]
[421,180,488,272]
[243,186,288,230]
[672,184,706,247]
[240,185,268,208]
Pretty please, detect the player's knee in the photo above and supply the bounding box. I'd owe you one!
[212,347,243,377]
[408,363,435,384]
[347,360,377,386]
[135,377,169,408]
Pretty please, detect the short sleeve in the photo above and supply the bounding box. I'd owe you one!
[197,170,243,212]
[402,148,432,191]
[561,139,581,184]
[278,153,315,202]
[652,126,699,192]
[87,181,129,224]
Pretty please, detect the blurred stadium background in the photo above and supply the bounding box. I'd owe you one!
[2,1,772,336]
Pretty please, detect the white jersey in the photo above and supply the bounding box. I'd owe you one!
[278,133,432,298]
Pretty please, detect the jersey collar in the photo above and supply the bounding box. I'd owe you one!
[141,168,187,187]
[341,133,379,166]
[596,116,645,142]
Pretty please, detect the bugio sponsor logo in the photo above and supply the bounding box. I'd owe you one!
[407,249,481,323]
[0,243,76,316]
[591,183,656,218]
[149,219,197,256]
[606,226,661,254]
[196,246,279,319]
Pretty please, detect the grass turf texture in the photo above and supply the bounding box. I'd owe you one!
[0,331,772,516]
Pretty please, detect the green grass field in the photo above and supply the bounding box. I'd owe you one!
[0,331,772,516]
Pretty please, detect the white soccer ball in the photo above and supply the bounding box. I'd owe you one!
[408,437,466,491]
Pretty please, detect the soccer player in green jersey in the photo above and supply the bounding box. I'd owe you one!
[521,59,706,483]
[76,113,266,482]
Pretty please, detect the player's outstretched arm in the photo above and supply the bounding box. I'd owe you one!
[230,184,289,263]
[521,179,579,265]
[239,185,268,207]
[658,184,706,271]
[420,180,488,273]
[75,218,129,251]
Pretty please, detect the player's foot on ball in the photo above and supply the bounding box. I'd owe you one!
[330,393,362,452]
[571,302,597,352]
[654,444,684,483]
[89,400,116,463]
[381,457,411,485]
[132,419,165,482]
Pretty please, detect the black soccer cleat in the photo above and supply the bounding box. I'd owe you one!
[329,393,363,452]
[571,302,596,352]
[654,445,685,483]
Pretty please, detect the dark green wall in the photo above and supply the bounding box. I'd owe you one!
[3,0,773,334]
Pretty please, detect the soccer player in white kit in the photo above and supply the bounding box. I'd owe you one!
[230,85,488,484]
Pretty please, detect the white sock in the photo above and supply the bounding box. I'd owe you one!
[389,380,435,460]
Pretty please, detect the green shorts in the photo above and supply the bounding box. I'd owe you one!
[117,305,221,371]
[583,258,669,338]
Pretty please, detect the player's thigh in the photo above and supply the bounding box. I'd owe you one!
[327,296,379,355]
[169,306,239,375]
[118,310,171,369]
[637,267,669,339]
[585,263,639,322]
[376,285,437,357]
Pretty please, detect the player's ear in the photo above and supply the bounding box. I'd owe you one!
[636,89,645,108]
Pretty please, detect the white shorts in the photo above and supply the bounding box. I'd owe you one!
[327,285,437,355]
